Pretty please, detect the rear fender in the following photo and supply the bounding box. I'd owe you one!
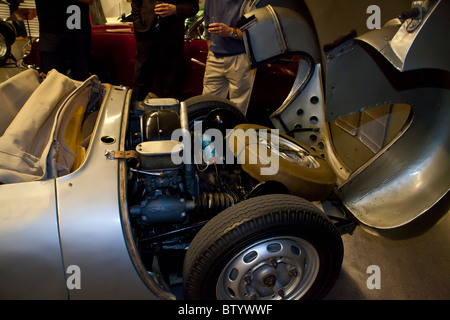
[240,3,450,229]
[321,0,450,228]
[356,0,449,73]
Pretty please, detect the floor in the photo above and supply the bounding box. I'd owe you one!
[325,194,450,300]
[1,39,449,301]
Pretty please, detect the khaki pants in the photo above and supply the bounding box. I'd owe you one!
[202,51,256,115]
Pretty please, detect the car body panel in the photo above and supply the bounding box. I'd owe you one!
[56,85,159,299]
[0,79,174,299]
[0,180,68,299]
[356,0,450,73]
[322,0,450,228]
[243,3,449,229]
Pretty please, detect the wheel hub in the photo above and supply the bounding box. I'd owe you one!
[263,274,277,287]
[216,237,320,300]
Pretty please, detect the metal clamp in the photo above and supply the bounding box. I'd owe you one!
[406,1,425,32]
[105,150,139,161]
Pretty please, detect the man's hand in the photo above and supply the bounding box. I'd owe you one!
[208,23,232,37]
[208,23,242,39]
[155,3,177,17]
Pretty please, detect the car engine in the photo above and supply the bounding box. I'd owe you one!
[125,98,267,286]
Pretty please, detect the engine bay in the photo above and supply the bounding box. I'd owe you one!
[123,96,348,296]
[124,98,264,292]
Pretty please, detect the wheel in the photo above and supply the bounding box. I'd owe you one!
[0,33,11,66]
[184,94,247,130]
[0,21,16,66]
[183,194,343,300]
[0,21,16,46]
[229,124,337,201]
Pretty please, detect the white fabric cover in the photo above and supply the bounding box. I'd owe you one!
[0,69,42,136]
[0,69,100,184]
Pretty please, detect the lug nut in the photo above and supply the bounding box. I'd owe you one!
[289,267,298,277]
[270,258,278,267]
[263,275,277,287]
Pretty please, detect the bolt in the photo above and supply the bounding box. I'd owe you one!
[263,275,277,287]
[244,275,252,285]
[249,293,258,300]
[278,290,285,299]
[289,267,298,277]
[269,258,278,268]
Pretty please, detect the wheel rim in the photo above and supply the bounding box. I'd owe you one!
[216,236,320,300]
[259,132,321,169]
[0,34,7,59]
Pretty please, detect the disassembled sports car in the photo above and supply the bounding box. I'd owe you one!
[0,0,448,300]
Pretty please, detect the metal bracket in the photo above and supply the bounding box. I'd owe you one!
[105,150,139,161]
[406,1,425,32]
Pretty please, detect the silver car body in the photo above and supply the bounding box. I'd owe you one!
[241,0,449,228]
[0,0,448,299]
[0,82,168,299]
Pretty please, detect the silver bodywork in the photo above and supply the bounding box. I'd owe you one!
[0,0,448,300]
[357,0,450,73]
[241,0,449,228]
[0,85,165,299]
[55,86,162,299]
[0,180,67,299]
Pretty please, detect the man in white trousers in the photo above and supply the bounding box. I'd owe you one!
[202,0,256,115]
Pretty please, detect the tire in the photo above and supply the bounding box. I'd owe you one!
[0,21,16,66]
[184,94,247,130]
[183,194,343,300]
[0,33,11,66]
[0,21,16,46]
[229,124,337,201]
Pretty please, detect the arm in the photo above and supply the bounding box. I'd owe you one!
[154,3,176,18]
[208,23,243,40]
[131,0,151,33]
[155,0,199,19]
[174,0,199,19]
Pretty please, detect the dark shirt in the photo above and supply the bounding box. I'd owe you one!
[35,0,91,34]
[131,0,199,35]
[204,0,245,57]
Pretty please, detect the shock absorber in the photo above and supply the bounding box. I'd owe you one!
[195,192,239,215]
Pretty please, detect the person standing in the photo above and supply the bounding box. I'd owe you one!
[34,0,93,81]
[202,0,256,115]
[132,0,199,101]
